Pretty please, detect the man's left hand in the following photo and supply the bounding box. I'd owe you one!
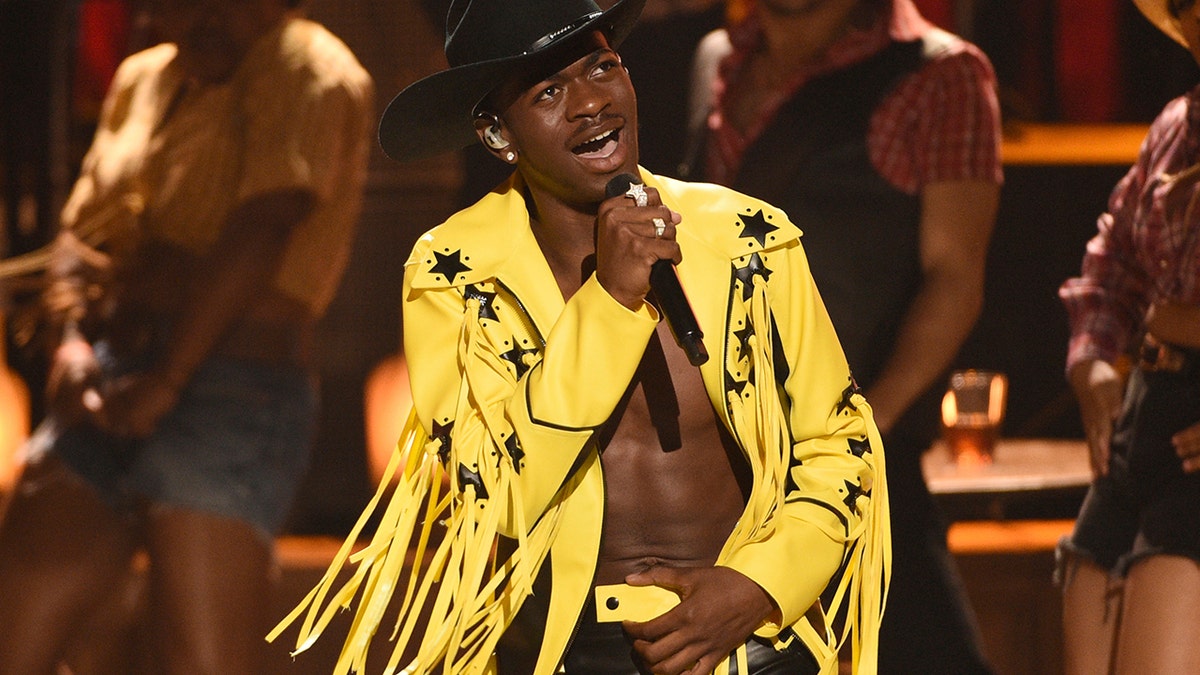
[622,565,776,675]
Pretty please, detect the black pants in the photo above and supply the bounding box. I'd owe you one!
[561,598,819,675]
[877,439,996,675]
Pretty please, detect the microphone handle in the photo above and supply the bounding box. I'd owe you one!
[650,259,709,366]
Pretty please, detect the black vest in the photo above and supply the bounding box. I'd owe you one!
[686,32,952,451]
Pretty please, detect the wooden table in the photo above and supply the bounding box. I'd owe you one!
[919,439,1091,673]
[922,437,1092,521]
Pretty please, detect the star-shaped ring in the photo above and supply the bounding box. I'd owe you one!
[624,183,663,237]
[625,183,648,207]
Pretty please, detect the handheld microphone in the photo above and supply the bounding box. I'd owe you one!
[605,173,709,367]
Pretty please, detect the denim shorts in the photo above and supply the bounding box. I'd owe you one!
[1063,364,1200,576]
[29,348,318,539]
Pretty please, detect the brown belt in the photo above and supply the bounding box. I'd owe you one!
[1139,335,1199,375]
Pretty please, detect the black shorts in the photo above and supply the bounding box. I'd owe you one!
[1065,363,1200,576]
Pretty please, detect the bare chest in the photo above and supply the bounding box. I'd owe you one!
[595,321,751,582]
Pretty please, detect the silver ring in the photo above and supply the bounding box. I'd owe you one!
[625,183,648,207]
[653,217,666,238]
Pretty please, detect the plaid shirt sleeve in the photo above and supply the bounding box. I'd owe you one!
[1059,141,1157,371]
[868,41,1003,194]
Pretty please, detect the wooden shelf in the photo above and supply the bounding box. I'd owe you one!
[1002,123,1148,166]
[947,518,1074,555]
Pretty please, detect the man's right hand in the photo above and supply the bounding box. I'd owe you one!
[46,337,104,427]
[622,565,775,675]
[1068,358,1123,478]
[594,184,682,310]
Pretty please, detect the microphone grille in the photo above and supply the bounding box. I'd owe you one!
[604,173,640,200]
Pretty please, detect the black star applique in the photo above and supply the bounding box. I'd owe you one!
[504,434,525,474]
[842,479,864,512]
[733,324,755,359]
[464,285,499,322]
[736,209,780,247]
[429,249,472,283]
[431,420,454,464]
[836,377,863,415]
[457,463,488,500]
[725,371,750,397]
[500,338,539,378]
[733,252,773,300]
[847,436,871,458]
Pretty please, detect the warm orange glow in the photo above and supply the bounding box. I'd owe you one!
[941,389,958,427]
[1001,123,1148,166]
[363,352,413,488]
[946,519,1075,555]
[952,443,991,470]
[988,374,1008,424]
[0,335,30,494]
[726,0,752,25]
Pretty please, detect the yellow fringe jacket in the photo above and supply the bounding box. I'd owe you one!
[272,171,890,674]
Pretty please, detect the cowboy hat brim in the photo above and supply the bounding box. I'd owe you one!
[379,0,646,162]
[1134,0,1187,47]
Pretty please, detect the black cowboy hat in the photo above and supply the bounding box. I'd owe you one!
[378,0,646,162]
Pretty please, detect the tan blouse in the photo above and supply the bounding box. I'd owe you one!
[59,16,374,319]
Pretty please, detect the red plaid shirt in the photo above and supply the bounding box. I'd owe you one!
[1060,87,1200,369]
[705,0,1002,194]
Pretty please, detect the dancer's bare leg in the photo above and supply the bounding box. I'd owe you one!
[1061,553,1121,675]
[1113,555,1200,674]
[63,559,150,675]
[144,504,274,675]
[0,454,137,674]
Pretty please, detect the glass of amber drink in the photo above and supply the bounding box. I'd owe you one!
[941,370,1008,466]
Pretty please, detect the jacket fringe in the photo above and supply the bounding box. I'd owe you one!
[720,280,890,674]
[269,297,565,674]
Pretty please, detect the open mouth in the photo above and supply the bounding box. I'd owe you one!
[572,128,620,158]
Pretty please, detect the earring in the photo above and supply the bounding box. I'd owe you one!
[504,150,516,162]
